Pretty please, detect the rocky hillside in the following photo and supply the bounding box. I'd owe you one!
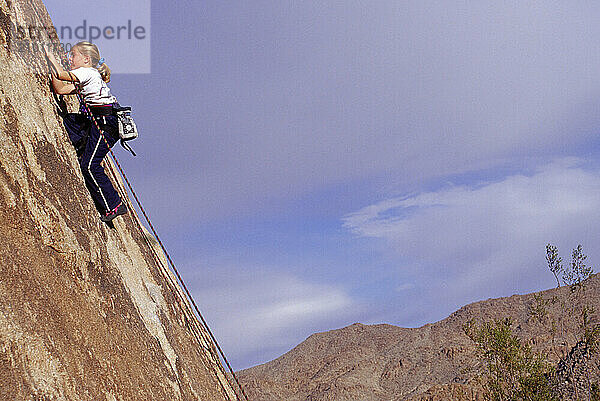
[0,1,238,400]
[239,275,600,400]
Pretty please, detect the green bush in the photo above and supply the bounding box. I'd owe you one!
[464,318,557,401]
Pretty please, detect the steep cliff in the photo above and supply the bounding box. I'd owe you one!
[0,1,237,400]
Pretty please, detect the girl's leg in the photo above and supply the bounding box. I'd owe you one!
[62,113,90,157]
[78,118,121,213]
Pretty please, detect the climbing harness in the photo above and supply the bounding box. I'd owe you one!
[53,51,250,401]
[63,69,138,157]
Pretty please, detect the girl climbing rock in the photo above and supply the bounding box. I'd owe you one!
[44,41,127,223]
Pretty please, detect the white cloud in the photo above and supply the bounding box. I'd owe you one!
[187,265,356,369]
[343,160,600,324]
[344,159,600,260]
[257,293,350,329]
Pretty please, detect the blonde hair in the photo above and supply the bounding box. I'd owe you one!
[72,41,111,82]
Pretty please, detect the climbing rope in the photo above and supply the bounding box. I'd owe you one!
[53,50,250,401]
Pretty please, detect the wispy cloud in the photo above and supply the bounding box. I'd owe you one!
[188,265,355,369]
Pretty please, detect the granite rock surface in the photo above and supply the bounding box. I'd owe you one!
[0,1,236,400]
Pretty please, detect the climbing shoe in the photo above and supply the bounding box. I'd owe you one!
[101,202,128,222]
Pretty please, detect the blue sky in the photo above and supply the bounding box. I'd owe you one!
[41,1,600,370]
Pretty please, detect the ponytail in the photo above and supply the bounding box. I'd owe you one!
[72,41,112,82]
[97,61,111,83]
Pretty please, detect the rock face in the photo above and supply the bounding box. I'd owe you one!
[0,1,237,400]
[239,276,600,400]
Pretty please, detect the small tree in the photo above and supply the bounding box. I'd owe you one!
[546,244,563,288]
[563,245,593,291]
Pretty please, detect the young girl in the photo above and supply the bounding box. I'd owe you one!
[44,41,127,223]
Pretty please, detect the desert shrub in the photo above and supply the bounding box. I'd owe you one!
[464,318,557,401]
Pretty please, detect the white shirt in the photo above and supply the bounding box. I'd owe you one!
[70,67,117,106]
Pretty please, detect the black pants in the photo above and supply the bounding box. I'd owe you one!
[63,113,122,213]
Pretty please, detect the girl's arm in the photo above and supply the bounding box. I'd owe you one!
[43,45,78,95]
[51,75,77,95]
